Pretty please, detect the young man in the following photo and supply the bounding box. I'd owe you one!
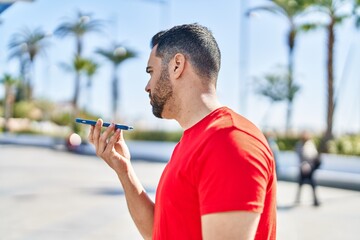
[89,23,277,240]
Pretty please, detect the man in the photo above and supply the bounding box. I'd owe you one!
[89,23,277,240]
[295,131,321,206]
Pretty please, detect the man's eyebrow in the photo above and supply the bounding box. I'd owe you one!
[146,66,152,73]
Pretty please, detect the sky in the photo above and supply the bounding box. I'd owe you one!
[0,0,359,134]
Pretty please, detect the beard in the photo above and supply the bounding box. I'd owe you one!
[150,67,173,118]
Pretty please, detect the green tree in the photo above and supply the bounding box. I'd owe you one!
[304,0,352,152]
[0,74,19,132]
[248,0,312,134]
[96,44,136,121]
[8,27,49,100]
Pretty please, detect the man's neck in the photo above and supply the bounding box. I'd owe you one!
[175,92,223,130]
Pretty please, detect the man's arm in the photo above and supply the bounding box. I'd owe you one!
[201,211,260,240]
[117,164,155,240]
[89,119,154,239]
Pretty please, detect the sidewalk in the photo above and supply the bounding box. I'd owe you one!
[1,133,360,191]
[1,145,360,239]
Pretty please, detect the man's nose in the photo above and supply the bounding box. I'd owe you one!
[145,81,150,93]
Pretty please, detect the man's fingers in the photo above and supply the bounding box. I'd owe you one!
[89,119,121,160]
[93,119,103,151]
[98,123,116,153]
[104,129,121,154]
[110,129,121,144]
[88,125,95,143]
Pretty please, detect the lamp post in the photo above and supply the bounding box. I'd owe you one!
[239,0,249,116]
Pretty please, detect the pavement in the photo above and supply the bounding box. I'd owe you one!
[1,145,360,240]
[2,133,359,191]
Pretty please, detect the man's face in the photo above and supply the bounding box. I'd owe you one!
[146,47,174,118]
[150,66,173,118]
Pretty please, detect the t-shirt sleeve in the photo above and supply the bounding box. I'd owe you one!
[195,128,272,215]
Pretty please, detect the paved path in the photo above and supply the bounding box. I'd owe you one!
[1,134,360,190]
[1,145,360,239]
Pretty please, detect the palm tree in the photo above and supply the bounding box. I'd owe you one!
[248,0,312,134]
[55,11,103,132]
[0,74,18,132]
[254,69,300,128]
[60,55,88,132]
[59,55,89,113]
[55,11,103,57]
[305,0,351,152]
[8,27,49,100]
[96,44,136,121]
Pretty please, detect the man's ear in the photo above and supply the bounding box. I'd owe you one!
[171,53,185,79]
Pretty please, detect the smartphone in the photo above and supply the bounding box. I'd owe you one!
[75,118,134,130]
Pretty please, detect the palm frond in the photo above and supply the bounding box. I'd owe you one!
[0,73,19,86]
[248,0,312,21]
[254,73,288,102]
[299,22,324,32]
[96,44,136,65]
[8,26,49,61]
[54,10,104,38]
[335,14,351,24]
[83,59,100,76]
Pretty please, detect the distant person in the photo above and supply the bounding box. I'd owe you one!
[88,23,277,239]
[295,131,321,206]
[265,131,280,176]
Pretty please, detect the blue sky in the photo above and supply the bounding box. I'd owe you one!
[0,0,359,134]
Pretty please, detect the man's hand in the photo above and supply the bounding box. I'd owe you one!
[88,119,131,175]
[88,119,155,239]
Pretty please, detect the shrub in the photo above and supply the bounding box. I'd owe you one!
[127,130,182,142]
[276,136,299,151]
[329,135,360,156]
[51,112,72,126]
[13,101,35,119]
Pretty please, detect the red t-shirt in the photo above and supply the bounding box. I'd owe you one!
[153,107,277,239]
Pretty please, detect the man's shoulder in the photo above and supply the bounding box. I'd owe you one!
[209,107,266,141]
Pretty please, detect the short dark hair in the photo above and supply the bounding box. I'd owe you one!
[151,23,221,82]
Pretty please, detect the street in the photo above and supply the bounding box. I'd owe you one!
[1,145,360,240]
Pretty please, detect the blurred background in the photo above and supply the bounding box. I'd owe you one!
[1,0,360,239]
[1,0,360,154]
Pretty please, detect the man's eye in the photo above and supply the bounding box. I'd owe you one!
[146,67,153,74]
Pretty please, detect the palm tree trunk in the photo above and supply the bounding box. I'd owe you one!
[4,85,11,132]
[17,57,27,101]
[22,57,31,101]
[76,37,83,57]
[72,71,81,109]
[28,59,35,101]
[320,18,336,152]
[286,26,296,135]
[86,77,92,113]
[69,71,81,132]
[112,65,119,121]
